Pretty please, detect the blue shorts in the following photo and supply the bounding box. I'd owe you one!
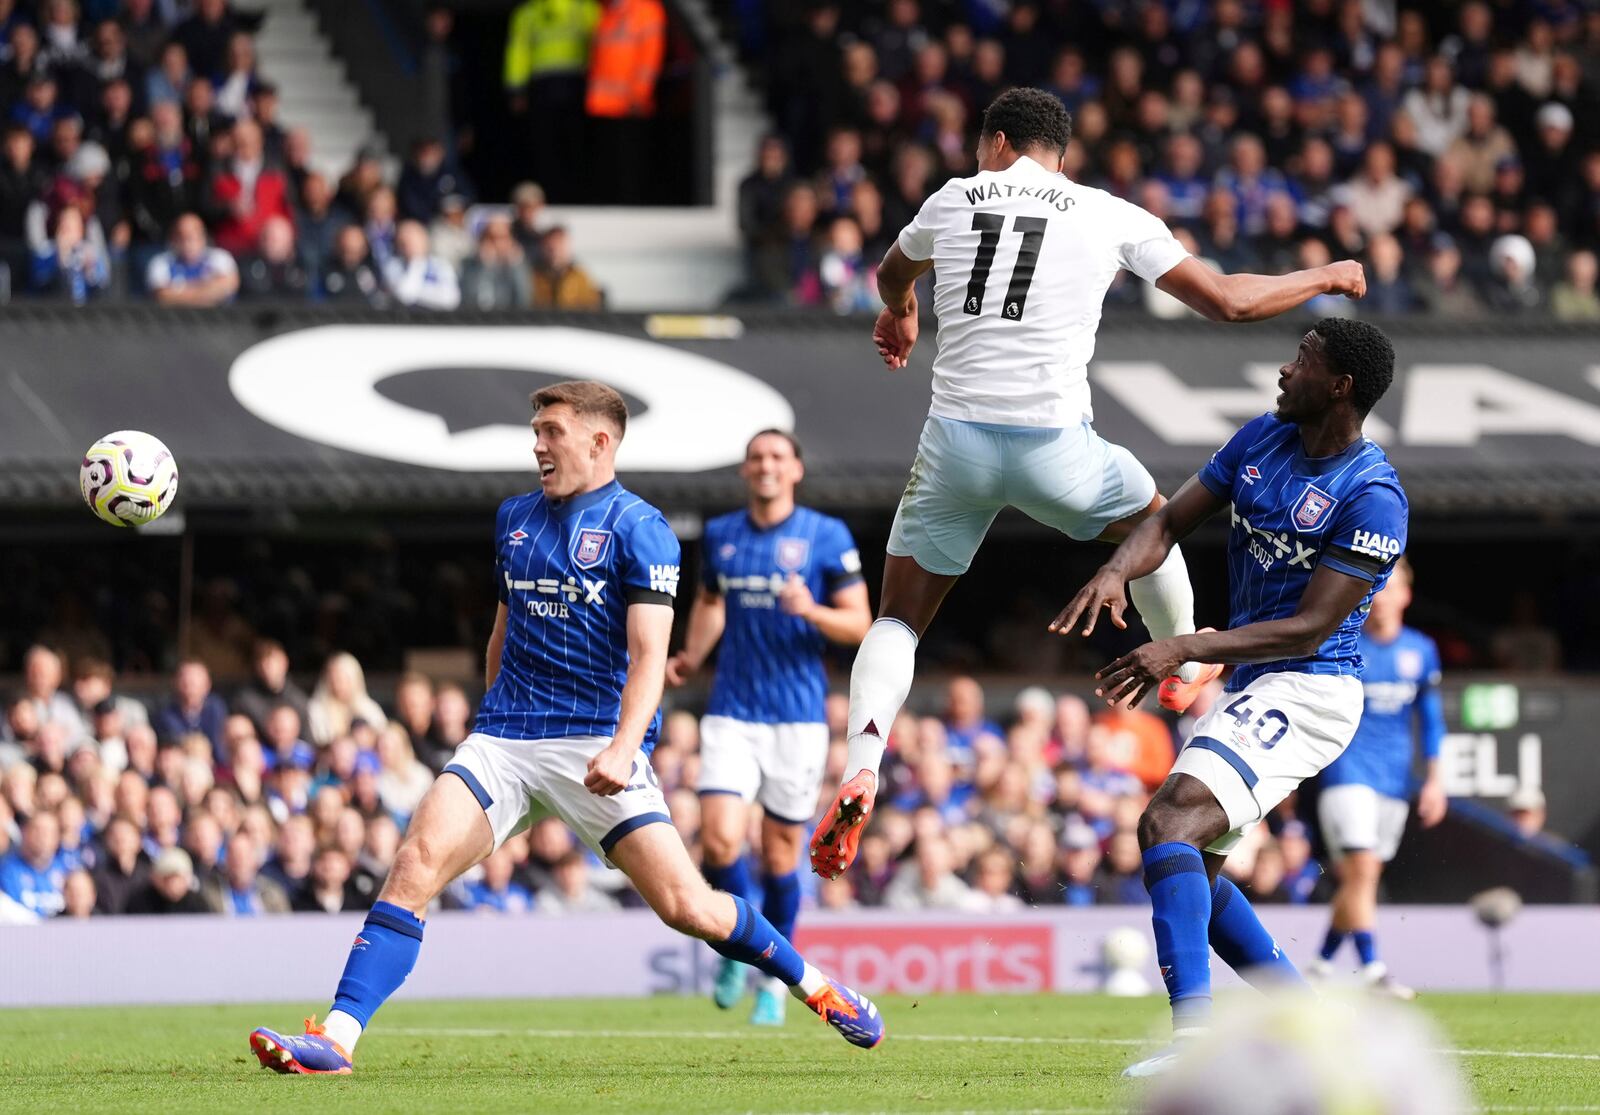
[887,415,1157,576]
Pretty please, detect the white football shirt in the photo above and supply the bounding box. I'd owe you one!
[897,155,1190,427]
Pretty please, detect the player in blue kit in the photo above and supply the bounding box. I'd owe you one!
[248,382,883,1074]
[1053,319,1406,1078]
[1310,557,1447,998]
[666,430,872,1025]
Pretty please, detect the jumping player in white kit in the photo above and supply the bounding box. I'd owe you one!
[811,87,1368,878]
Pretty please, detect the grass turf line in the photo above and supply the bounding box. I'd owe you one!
[1,993,1597,1114]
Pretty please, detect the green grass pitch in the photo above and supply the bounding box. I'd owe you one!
[2,994,1596,1113]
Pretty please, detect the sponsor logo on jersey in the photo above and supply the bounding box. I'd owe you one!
[508,529,528,547]
[572,528,612,569]
[1292,484,1339,530]
[1231,506,1318,572]
[1350,529,1401,559]
[504,572,606,618]
[776,537,810,572]
[649,563,680,596]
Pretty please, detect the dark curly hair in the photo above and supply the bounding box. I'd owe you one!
[980,87,1072,156]
[1312,318,1395,415]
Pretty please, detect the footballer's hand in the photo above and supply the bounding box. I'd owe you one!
[872,301,919,369]
[664,651,697,687]
[1095,640,1184,709]
[584,745,635,796]
[1417,777,1449,828]
[1049,570,1129,637]
[777,572,816,618]
[1325,259,1366,300]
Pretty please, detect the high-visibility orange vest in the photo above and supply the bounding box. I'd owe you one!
[585,0,666,118]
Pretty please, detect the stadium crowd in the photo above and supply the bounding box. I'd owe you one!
[0,636,1356,923]
[729,0,1600,318]
[0,0,606,308]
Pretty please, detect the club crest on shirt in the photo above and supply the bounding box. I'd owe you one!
[1292,484,1339,531]
[572,528,613,569]
[718,542,737,560]
[776,537,810,572]
[1397,648,1424,679]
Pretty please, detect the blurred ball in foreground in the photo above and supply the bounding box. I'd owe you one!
[80,430,179,527]
[1141,992,1469,1115]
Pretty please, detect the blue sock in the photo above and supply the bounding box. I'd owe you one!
[1319,927,1347,962]
[1209,876,1306,988]
[1353,929,1378,965]
[703,855,754,902]
[709,894,805,986]
[330,901,423,1028]
[761,870,801,943]
[1143,842,1213,1029]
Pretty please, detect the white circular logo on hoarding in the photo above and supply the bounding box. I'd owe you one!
[227,325,794,472]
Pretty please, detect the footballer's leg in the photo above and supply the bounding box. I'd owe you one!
[697,716,762,1009]
[250,745,503,1074]
[610,821,885,1049]
[816,417,999,879]
[699,790,756,1009]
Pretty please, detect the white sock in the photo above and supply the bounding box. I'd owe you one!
[322,1009,363,1055]
[1128,544,1201,683]
[843,618,919,779]
[789,962,828,1001]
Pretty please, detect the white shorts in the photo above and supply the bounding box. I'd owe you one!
[1319,783,1411,862]
[444,733,671,867]
[1170,672,1364,855]
[887,415,1157,576]
[696,715,829,825]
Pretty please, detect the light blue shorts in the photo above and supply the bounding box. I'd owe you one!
[887,415,1157,576]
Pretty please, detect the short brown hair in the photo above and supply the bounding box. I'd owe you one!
[746,428,802,460]
[530,380,628,438]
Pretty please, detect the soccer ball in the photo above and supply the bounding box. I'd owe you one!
[80,430,179,527]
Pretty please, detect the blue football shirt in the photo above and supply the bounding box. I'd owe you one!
[1197,413,1409,691]
[476,479,681,752]
[701,506,863,724]
[1321,625,1445,799]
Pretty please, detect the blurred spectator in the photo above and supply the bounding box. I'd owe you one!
[212,30,256,120]
[416,4,465,151]
[173,0,239,82]
[22,645,87,741]
[540,848,620,913]
[532,224,601,309]
[307,652,387,749]
[60,867,96,918]
[508,180,547,263]
[1060,818,1101,906]
[154,659,228,758]
[503,0,597,202]
[290,844,364,913]
[1340,143,1411,239]
[1403,57,1470,158]
[968,845,1023,912]
[801,214,876,313]
[260,812,313,894]
[145,211,237,304]
[1363,234,1418,315]
[319,224,385,306]
[1507,785,1548,839]
[384,219,459,310]
[121,0,171,71]
[738,135,793,269]
[232,639,309,736]
[127,100,199,250]
[397,135,472,224]
[0,809,67,916]
[126,846,208,913]
[237,213,307,299]
[1552,249,1600,321]
[456,846,533,913]
[1445,95,1517,194]
[942,676,1002,779]
[884,833,977,910]
[90,814,148,914]
[204,118,292,257]
[1417,238,1481,316]
[375,723,431,821]
[459,213,531,310]
[203,830,288,914]
[1486,233,1541,313]
[429,193,472,269]
[1277,820,1321,904]
[145,40,190,108]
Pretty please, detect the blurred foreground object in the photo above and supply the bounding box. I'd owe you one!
[1142,992,1469,1115]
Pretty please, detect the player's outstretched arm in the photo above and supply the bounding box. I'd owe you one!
[1050,477,1226,637]
[586,601,675,796]
[872,243,934,369]
[485,602,508,691]
[665,586,725,686]
[1156,256,1365,323]
[1095,565,1375,707]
